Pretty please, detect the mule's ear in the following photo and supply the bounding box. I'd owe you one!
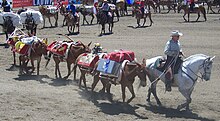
[88,41,92,47]
[142,58,146,66]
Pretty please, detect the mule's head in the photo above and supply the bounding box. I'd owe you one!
[25,13,35,30]
[201,56,215,81]
[32,38,48,58]
[135,58,148,87]
[2,16,15,33]
[81,41,92,53]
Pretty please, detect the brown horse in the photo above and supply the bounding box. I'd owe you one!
[96,10,114,35]
[155,0,177,13]
[91,59,148,103]
[116,1,128,16]
[65,12,80,33]
[46,41,92,80]
[39,5,58,28]
[145,0,157,13]
[177,4,207,22]
[132,7,153,27]
[19,39,48,75]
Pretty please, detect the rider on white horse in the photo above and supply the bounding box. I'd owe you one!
[164,30,184,92]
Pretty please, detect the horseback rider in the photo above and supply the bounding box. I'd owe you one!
[66,1,77,19]
[1,0,11,12]
[140,0,145,18]
[164,30,184,92]
[189,0,195,11]
[101,0,111,18]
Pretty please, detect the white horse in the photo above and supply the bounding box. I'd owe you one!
[145,54,215,111]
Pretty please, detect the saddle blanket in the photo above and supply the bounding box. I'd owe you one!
[47,40,78,57]
[77,53,100,68]
[14,41,30,55]
[0,12,21,26]
[20,9,43,24]
[104,50,135,63]
[47,6,58,14]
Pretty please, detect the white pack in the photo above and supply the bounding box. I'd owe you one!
[20,9,43,25]
[0,12,21,26]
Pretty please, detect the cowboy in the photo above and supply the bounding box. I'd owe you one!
[101,0,111,18]
[140,0,145,17]
[164,30,184,92]
[66,1,77,18]
[189,0,195,11]
[1,0,11,12]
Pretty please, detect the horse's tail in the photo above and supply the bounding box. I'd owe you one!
[45,51,52,68]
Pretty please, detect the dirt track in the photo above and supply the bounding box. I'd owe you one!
[0,6,220,121]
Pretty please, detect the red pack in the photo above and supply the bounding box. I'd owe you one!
[104,50,135,63]
[47,41,68,56]
[77,53,99,68]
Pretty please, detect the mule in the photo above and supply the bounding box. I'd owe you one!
[145,54,215,111]
[65,12,80,33]
[19,39,48,75]
[78,5,97,25]
[39,5,58,28]
[25,13,38,35]
[1,16,15,44]
[177,4,207,22]
[96,10,114,35]
[92,59,148,103]
[46,41,92,80]
[132,7,153,27]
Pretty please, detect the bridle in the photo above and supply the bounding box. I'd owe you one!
[182,58,212,82]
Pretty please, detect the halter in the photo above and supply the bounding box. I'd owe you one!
[182,57,211,83]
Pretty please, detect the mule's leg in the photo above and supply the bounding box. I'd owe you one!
[148,13,153,26]
[77,23,79,33]
[73,64,77,80]
[91,73,100,92]
[13,51,16,65]
[43,16,46,28]
[137,19,140,27]
[84,15,89,25]
[79,70,87,89]
[183,12,187,22]
[90,14,94,24]
[36,58,41,75]
[64,62,71,79]
[48,17,52,27]
[188,13,190,22]
[143,18,146,27]
[196,12,200,22]
[19,56,23,75]
[30,59,35,74]
[121,84,126,103]
[55,14,58,27]
[127,84,135,103]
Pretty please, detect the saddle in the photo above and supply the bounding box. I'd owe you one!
[155,57,183,74]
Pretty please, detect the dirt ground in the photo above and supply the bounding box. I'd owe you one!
[0,6,220,121]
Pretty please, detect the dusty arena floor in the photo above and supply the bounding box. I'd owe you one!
[0,6,220,121]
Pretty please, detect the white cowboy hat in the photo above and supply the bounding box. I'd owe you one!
[170,30,183,37]
[103,0,108,2]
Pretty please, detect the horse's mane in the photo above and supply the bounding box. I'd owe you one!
[184,54,209,62]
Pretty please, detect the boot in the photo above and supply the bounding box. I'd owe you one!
[165,71,172,92]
